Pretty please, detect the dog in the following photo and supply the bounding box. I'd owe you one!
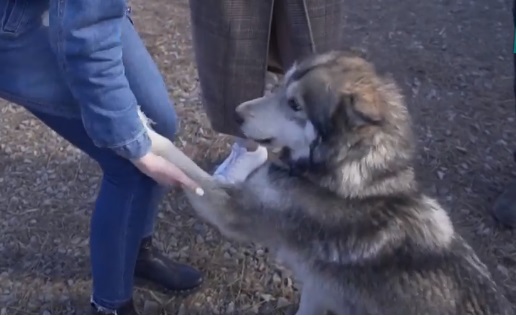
[139,51,514,314]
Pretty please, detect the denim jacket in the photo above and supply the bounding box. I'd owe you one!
[0,0,150,160]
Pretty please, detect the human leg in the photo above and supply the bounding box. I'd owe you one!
[120,16,203,292]
[23,109,151,313]
[212,0,302,184]
[189,0,272,184]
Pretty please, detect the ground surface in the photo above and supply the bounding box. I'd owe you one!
[1,0,516,314]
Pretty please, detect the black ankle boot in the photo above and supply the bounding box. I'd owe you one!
[90,299,138,315]
[134,237,203,293]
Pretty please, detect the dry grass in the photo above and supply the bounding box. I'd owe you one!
[1,0,516,314]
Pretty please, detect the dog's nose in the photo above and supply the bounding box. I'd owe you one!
[234,110,245,125]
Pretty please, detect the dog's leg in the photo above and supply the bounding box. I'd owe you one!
[137,109,255,236]
[296,284,327,315]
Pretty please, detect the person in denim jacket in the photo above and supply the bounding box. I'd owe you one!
[0,0,202,314]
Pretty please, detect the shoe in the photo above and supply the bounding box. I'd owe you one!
[134,237,203,293]
[493,180,516,228]
[213,143,268,184]
[90,299,138,315]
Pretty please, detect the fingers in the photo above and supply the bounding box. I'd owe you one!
[132,152,205,196]
[167,162,203,193]
[157,156,204,196]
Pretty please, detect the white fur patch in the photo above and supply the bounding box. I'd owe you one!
[303,122,317,144]
[285,122,317,161]
[419,196,454,248]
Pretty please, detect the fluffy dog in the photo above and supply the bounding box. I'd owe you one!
[140,51,514,314]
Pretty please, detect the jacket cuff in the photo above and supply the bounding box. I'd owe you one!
[110,128,152,160]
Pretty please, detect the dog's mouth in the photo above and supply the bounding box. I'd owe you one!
[252,137,274,145]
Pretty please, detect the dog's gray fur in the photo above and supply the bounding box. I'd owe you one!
[142,51,514,314]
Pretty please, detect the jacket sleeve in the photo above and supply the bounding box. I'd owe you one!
[47,0,151,160]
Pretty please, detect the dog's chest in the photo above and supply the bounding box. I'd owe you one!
[246,165,285,206]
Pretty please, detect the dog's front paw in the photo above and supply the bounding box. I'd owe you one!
[183,185,231,218]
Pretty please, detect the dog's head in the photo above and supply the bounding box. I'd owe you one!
[236,51,416,197]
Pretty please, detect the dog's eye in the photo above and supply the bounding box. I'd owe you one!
[288,99,301,112]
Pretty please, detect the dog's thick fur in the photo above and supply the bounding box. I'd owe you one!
[140,51,514,314]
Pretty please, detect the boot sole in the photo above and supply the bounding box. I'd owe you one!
[134,276,204,297]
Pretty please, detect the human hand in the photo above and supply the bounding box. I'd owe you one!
[131,152,201,192]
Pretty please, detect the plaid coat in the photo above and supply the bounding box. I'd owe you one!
[189,0,345,136]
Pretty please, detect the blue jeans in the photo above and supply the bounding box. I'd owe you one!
[0,14,177,309]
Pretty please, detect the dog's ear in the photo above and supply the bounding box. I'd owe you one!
[301,80,340,138]
[302,79,383,138]
[337,91,383,130]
